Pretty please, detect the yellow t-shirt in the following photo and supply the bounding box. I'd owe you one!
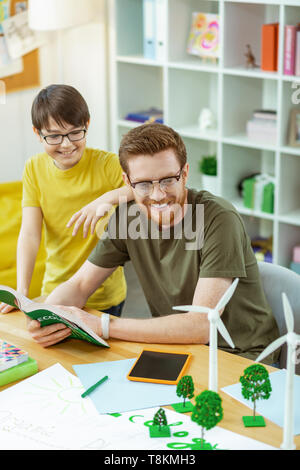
[22,147,127,310]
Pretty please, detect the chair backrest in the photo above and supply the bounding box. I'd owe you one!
[258,261,300,374]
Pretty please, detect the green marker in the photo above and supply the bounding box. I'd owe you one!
[81,375,108,398]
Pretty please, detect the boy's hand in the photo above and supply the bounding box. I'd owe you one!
[0,302,15,314]
[66,199,113,238]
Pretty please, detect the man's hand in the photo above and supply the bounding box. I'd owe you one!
[55,305,102,337]
[27,318,72,348]
[66,199,113,238]
[26,306,102,347]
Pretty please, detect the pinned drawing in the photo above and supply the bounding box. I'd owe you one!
[187,12,220,61]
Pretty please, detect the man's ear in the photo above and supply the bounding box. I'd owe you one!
[182,163,189,183]
[85,120,90,130]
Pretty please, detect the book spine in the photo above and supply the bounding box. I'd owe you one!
[261,24,278,72]
[155,0,167,62]
[284,25,297,75]
[143,0,156,60]
[295,30,300,76]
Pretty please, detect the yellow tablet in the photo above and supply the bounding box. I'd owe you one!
[127,349,192,385]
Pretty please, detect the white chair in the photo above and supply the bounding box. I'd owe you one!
[258,261,300,374]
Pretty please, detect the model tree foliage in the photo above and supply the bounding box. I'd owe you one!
[191,390,223,444]
[176,375,195,407]
[153,408,168,429]
[239,364,272,417]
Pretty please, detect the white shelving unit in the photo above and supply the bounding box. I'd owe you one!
[108,0,300,268]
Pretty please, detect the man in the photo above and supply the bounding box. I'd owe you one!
[28,123,279,363]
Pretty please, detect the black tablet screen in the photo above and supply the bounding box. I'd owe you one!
[128,350,190,382]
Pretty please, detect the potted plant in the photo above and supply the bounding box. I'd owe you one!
[199,155,218,194]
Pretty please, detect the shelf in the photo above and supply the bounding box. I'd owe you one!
[231,198,275,221]
[176,125,219,142]
[222,134,277,152]
[116,55,163,67]
[110,0,300,268]
[168,60,220,74]
[223,66,279,80]
[117,119,143,129]
[280,146,300,156]
[278,210,300,227]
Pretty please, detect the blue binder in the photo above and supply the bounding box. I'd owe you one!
[143,0,156,59]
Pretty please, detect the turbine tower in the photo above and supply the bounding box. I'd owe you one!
[173,278,239,391]
[256,292,300,450]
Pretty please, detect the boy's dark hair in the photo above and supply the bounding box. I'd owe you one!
[119,122,187,174]
[31,84,90,131]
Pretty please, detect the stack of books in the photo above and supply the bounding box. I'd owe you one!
[0,339,38,386]
[246,109,277,145]
[251,237,273,264]
[283,24,300,76]
[124,107,163,124]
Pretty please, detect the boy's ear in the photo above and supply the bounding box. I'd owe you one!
[122,172,130,186]
[33,126,42,141]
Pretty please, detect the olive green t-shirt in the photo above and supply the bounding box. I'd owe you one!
[88,189,279,364]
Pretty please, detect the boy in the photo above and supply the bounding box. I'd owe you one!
[0,84,131,317]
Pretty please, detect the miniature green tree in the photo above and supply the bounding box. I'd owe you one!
[149,408,171,438]
[153,408,168,429]
[191,390,223,449]
[239,364,272,427]
[172,375,195,413]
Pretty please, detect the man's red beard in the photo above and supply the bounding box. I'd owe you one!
[141,192,186,229]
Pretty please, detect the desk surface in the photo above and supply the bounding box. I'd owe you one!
[0,310,299,450]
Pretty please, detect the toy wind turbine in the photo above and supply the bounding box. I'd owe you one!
[173,278,239,392]
[256,292,300,450]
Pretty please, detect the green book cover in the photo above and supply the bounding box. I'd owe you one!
[0,285,109,348]
[0,357,38,387]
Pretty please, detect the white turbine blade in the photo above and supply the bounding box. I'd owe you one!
[215,278,239,312]
[216,318,235,349]
[256,335,287,363]
[172,305,211,314]
[282,292,294,333]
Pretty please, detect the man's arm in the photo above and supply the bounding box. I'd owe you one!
[45,260,117,307]
[59,277,233,345]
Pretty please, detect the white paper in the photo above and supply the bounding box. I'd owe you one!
[2,10,48,59]
[0,36,23,78]
[0,363,277,450]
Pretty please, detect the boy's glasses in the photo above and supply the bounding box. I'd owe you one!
[128,169,183,196]
[40,129,87,145]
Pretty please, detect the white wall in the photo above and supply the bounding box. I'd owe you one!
[0,0,108,183]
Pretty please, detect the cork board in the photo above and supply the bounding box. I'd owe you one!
[1,0,40,93]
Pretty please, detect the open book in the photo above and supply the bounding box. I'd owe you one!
[0,285,109,348]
